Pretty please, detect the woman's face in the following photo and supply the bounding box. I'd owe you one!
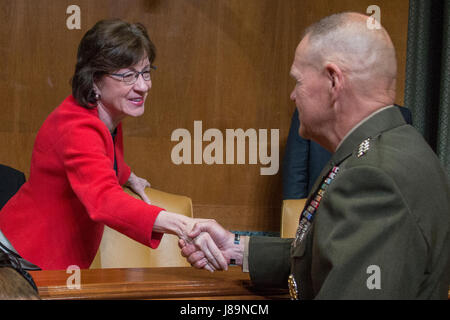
[95,56,151,124]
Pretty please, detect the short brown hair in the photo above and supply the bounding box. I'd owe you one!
[71,19,156,108]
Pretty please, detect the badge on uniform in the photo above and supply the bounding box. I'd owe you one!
[292,165,340,248]
[357,138,371,158]
[288,274,299,300]
[289,165,340,300]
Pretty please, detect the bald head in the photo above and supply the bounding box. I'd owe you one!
[302,12,397,99]
[289,12,399,151]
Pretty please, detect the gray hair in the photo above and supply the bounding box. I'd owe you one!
[303,12,397,84]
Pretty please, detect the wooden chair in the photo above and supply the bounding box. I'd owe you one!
[280,199,307,238]
[90,187,193,268]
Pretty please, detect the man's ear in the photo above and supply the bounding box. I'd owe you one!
[325,63,343,99]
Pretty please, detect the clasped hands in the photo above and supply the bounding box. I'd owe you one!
[132,174,241,273]
[178,219,243,273]
[153,211,242,272]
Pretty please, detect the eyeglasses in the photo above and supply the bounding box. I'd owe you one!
[109,65,157,85]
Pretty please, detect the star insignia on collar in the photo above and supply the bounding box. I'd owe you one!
[357,138,371,158]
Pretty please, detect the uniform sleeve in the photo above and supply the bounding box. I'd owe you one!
[313,166,428,299]
[248,236,292,288]
[56,119,164,249]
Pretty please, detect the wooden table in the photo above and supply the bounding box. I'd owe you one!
[30,266,289,300]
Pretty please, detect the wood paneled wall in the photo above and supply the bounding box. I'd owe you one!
[0,0,409,232]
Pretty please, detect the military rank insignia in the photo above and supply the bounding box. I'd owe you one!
[357,138,371,158]
[289,165,340,300]
[292,165,340,248]
[288,274,299,300]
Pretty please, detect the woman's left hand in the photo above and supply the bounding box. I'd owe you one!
[126,172,151,205]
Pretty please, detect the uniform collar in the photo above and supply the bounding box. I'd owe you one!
[305,106,407,199]
[331,105,406,166]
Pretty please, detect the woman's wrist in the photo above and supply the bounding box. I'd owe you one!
[125,171,135,185]
[153,211,194,240]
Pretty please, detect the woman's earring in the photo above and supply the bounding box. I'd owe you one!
[95,93,101,100]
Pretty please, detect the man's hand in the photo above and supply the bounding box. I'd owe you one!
[179,219,243,271]
[153,213,228,272]
[183,219,229,272]
[126,172,151,204]
[184,230,228,272]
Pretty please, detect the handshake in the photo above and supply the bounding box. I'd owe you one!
[129,180,245,272]
[129,181,245,272]
[177,218,245,272]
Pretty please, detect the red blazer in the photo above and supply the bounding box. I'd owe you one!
[0,95,164,270]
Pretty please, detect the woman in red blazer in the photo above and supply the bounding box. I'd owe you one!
[0,19,225,271]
